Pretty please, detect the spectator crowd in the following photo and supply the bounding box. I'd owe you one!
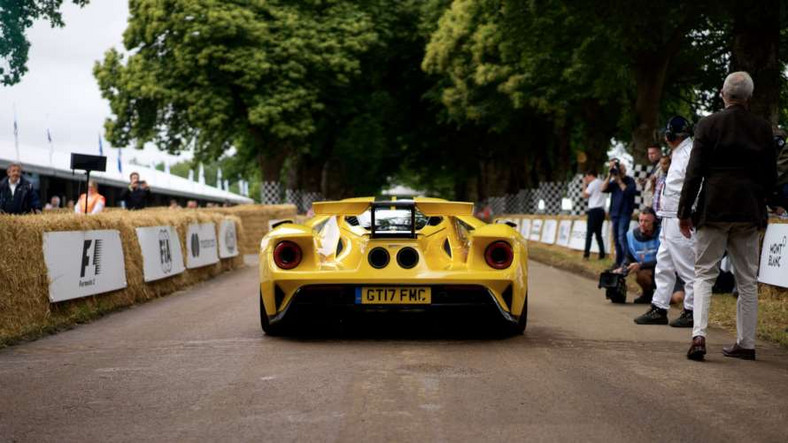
[584,72,783,361]
[0,167,237,215]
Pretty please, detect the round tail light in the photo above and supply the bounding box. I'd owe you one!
[485,241,513,269]
[396,247,419,269]
[368,247,390,269]
[274,241,302,270]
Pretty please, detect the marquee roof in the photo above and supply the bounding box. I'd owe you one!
[1,144,253,204]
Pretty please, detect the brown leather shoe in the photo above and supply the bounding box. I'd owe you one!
[687,336,706,361]
[722,343,756,360]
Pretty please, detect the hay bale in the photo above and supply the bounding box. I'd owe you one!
[0,209,244,346]
[197,204,298,254]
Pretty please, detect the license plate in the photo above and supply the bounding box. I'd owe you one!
[356,287,431,305]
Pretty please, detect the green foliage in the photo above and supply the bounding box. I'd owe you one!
[95,0,786,201]
[95,0,378,162]
[0,0,89,85]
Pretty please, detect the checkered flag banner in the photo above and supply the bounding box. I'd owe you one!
[567,174,585,216]
[631,163,649,211]
[300,191,324,214]
[489,196,506,215]
[261,181,282,205]
[537,181,565,215]
[285,188,301,207]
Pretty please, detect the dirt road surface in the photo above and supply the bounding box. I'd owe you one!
[2,259,787,442]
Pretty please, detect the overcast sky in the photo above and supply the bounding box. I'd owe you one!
[0,0,189,166]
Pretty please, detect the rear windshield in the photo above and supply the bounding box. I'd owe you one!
[356,208,430,233]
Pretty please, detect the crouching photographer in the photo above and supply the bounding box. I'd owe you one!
[599,208,660,304]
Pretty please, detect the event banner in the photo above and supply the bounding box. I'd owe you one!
[569,220,611,253]
[529,219,543,241]
[186,223,219,269]
[540,219,558,244]
[218,219,240,258]
[556,220,573,247]
[136,226,185,282]
[758,224,788,288]
[520,219,531,238]
[43,230,127,303]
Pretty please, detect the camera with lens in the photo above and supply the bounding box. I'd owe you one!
[609,159,620,176]
[598,269,627,304]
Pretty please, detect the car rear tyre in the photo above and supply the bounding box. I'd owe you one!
[260,291,286,336]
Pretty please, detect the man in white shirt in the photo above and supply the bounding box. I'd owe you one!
[582,170,606,260]
[634,116,696,328]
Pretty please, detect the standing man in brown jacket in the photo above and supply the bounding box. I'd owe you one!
[679,72,777,361]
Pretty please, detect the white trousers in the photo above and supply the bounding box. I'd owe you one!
[692,223,760,349]
[652,217,695,311]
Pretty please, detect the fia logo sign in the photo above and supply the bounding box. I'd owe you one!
[190,232,200,258]
[158,229,173,273]
[224,223,236,254]
[80,239,103,287]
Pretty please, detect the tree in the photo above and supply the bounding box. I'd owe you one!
[729,0,783,125]
[95,0,378,187]
[0,0,89,86]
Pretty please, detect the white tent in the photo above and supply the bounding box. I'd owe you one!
[1,143,253,204]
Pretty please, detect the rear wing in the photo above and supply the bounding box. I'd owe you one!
[312,199,474,239]
[312,199,473,217]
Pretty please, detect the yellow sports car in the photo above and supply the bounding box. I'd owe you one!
[258,197,528,335]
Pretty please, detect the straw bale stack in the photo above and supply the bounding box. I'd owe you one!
[0,209,243,346]
[198,204,298,254]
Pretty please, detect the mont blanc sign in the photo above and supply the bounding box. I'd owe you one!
[136,226,186,282]
[43,230,127,302]
[758,224,788,288]
[186,223,219,269]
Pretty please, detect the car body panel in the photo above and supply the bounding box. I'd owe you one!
[258,198,528,330]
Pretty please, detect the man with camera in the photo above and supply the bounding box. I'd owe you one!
[615,207,661,304]
[680,72,776,361]
[601,159,637,268]
[120,171,151,210]
[634,116,696,328]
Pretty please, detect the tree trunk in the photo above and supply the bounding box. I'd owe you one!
[630,18,689,163]
[298,156,324,193]
[729,0,781,125]
[631,55,672,163]
[257,149,287,183]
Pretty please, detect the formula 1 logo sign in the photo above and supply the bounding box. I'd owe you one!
[186,223,219,269]
[759,225,788,288]
[43,230,127,303]
[136,226,185,282]
[79,239,103,287]
[219,219,239,258]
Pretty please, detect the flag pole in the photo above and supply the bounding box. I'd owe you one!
[47,128,54,167]
[13,103,20,162]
